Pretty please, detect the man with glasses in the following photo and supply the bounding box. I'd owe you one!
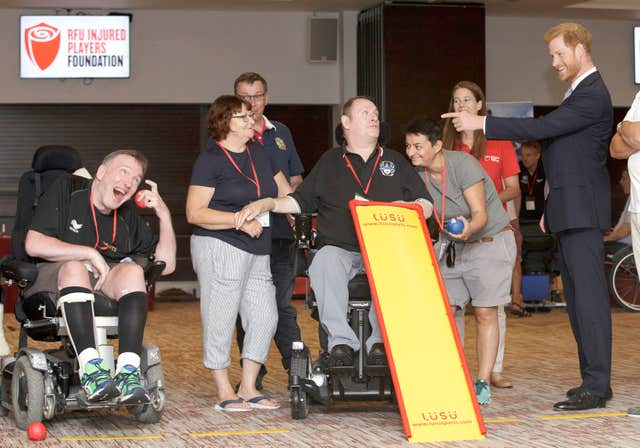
[233,72,304,385]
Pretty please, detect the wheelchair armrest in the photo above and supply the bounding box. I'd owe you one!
[144,260,166,288]
[1,258,38,286]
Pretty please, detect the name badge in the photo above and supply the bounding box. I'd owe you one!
[354,193,369,201]
[256,211,270,227]
[526,199,536,211]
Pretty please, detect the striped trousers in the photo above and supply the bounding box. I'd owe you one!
[191,235,278,370]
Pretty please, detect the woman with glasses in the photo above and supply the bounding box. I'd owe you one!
[404,116,516,405]
[186,95,291,412]
[443,81,525,392]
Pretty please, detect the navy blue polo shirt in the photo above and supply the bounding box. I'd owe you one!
[248,116,304,240]
[190,140,279,255]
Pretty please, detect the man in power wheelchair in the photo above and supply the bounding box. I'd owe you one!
[0,147,176,429]
[235,96,433,418]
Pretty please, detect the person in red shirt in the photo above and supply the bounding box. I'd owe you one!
[443,80,524,389]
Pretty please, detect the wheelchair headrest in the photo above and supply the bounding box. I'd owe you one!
[32,145,82,173]
[335,122,389,147]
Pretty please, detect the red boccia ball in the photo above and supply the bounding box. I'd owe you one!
[27,421,47,441]
[134,190,146,208]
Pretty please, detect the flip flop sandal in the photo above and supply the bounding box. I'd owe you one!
[510,302,531,317]
[242,395,281,409]
[214,398,252,412]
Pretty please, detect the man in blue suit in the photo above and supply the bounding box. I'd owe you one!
[443,22,612,411]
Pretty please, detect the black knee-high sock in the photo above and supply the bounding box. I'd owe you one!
[60,286,95,355]
[118,291,148,355]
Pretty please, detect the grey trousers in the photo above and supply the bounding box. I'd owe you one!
[308,245,382,353]
[191,235,278,370]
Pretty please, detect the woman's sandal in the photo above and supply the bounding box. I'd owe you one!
[510,302,531,317]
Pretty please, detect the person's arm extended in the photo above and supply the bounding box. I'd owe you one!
[604,223,631,242]
[499,175,520,203]
[450,181,488,241]
[25,230,111,290]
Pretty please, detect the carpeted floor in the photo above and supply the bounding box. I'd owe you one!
[2,300,640,447]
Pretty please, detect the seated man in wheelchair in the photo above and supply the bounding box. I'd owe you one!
[236,96,432,368]
[24,149,176,404]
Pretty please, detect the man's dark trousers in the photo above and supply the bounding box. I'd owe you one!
[556,227,612,398]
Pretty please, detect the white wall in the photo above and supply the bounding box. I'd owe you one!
[486,15,638,107]
[0,9,342,104]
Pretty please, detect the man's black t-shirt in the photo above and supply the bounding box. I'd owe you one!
[290,146,431,252]
[30,174,157,262]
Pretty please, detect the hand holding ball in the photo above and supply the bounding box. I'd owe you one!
[27,422,47,441]
[446,218,464,235]
[134,190,146,208]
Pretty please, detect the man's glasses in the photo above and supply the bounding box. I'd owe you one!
[231,113,254,122]
[238,93,266,102]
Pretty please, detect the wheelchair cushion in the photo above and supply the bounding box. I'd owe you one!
[31,145,82,173]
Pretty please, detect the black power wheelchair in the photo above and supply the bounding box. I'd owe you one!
[287,216,395,420]
[0,146,167,429]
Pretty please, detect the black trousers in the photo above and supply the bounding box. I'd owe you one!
[236,238,301,370]
[556,228,612,398]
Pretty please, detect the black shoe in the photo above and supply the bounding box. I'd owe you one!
[554,389,607,411]
[566,385,613,400]
[329,344,355,367]
[366,343,387,366]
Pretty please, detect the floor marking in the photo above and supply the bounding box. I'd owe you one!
[484,418,521,423]
[539,412,627,420]
[189,429,290,437]
[60,435,163,441]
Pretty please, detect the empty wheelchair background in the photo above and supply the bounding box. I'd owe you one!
[607,245,640,312]
[0,145,167,430]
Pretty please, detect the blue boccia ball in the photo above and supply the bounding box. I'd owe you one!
[446,218,464,234]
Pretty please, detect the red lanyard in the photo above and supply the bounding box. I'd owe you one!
[526,171,538,196]
[424,161,447,232]
[343,147,382,196]
[89,191,117,251]
[217,141,261,197]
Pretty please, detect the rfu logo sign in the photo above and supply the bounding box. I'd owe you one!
[24,23,60,71]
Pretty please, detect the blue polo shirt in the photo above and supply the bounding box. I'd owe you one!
[248,116,304,239]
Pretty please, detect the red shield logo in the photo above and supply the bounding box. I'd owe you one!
[24,23,60,71]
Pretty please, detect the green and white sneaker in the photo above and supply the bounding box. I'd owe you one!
[81,358,119,402]
[474,379,491,405]
[628,406,640,417]
[114,365,150,405]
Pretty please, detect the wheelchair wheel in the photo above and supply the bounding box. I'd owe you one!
[11,356,45,430]
[129,364,165,423]
[291,387,309,420]
[608,247,640,312]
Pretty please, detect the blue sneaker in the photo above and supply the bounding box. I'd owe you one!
[114,365,150,405]
[81,358,119,402]
[474,379,491,405]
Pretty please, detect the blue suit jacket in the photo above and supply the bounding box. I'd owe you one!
[485,71,612,233]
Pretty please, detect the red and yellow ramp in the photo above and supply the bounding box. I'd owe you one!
[349,200,485,443]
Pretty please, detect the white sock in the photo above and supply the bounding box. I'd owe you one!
[116,352,140,375]
[77,348,100,377]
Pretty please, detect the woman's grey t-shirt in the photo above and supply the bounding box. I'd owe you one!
[418,150,509,241]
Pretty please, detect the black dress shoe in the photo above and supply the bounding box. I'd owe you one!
[329,344,355,367]
[366,343,387,366]
[566,385,612,400]
[554,389,607,411]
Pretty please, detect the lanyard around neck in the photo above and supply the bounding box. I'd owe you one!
[342,147,382,196]
[425,157,447,232]
[526,170,538,196]
[89,191,117,251]
[217,141,261,197]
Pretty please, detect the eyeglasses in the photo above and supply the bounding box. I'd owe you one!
[231,113,254,122]
[238,93,266,102]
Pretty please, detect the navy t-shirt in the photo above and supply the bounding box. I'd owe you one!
[190,140,279,255]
